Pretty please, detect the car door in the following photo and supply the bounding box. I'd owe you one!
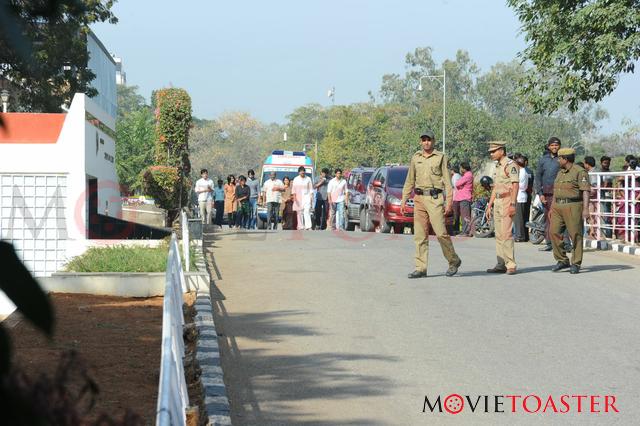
[371,169,386,222]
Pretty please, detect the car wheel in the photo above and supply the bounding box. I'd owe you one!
[380,215,392,233]
[360,208,374,232]
[346,221,356,231]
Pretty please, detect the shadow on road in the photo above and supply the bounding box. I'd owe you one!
[457,263,633,277]
[204,231,395,425]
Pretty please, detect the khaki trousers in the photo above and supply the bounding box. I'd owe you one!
[413,195,460,272]
[494,197,516,269]
[550,202,584,265]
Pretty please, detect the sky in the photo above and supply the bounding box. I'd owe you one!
[92,0,639,134]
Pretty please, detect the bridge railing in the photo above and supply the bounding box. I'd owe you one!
[156,233,189,425]
[587,170,640,245]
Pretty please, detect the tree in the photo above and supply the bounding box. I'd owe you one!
[116,84,147,121]
[508,0,640,113]
[0,0,118,112]
[189,111,284,181]
[116,108,155,193]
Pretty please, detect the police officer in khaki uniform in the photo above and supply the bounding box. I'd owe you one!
[549,147,591,274]
[401,129,461,278]
[485,141,520,274]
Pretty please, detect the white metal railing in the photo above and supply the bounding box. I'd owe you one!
[181,210,190,272]
[156,233,189,425]
[586,170,640,245]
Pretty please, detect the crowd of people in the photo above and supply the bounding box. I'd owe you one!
[194,166,351,231]
[193,140,640,247]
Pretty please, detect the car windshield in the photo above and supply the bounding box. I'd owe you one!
[363,172,373,185]
[387,168,408,188]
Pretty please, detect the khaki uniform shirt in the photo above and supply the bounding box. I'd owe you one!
[553,164,590,200]
[493,157,520,195]
[402,150,451,203]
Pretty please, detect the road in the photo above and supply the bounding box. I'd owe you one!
[204,229,640,425]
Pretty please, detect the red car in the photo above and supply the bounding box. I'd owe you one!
[359,165,414,233]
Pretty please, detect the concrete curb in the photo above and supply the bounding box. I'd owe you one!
[584,239,640,256]
[191,240,231,426]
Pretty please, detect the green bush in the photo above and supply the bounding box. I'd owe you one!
[64,242,196,273]
[141,165,191,214]
[153,88,192,166]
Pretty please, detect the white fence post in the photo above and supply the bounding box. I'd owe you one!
[181,210,190,272]
[156,233,189,426]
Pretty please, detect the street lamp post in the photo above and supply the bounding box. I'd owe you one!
[417,70,446,154]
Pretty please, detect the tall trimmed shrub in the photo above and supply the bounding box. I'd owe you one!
[153,88,192,166]
[142,89,193,225]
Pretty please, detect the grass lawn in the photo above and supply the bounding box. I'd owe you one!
[64,240,197,272]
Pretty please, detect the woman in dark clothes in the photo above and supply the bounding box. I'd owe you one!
[235,175,251,229]
[279,176,297,230]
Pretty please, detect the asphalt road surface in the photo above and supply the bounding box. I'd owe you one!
[204,229,640,425]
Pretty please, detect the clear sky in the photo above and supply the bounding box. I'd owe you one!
[92,0,639,134]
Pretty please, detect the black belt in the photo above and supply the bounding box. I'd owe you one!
[555,197,582,204]
[414,188,442,196]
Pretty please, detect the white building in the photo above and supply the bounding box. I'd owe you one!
[0,31,124,316]
[112,55,126,86]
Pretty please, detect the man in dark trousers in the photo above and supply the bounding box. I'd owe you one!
[549,148,591,274]
[534,137,562,251]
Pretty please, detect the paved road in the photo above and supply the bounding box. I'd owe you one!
[204,229,640,425]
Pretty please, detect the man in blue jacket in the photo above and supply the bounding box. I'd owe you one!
[534,137,561,251]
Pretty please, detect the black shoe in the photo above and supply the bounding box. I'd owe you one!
[539,245,553,252]
[486,266,507,273]
[570,264,580,274]
[446,259,462,277]
[551,262,570,272]
[408,270,427,279]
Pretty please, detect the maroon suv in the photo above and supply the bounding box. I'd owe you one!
[359,165,414,233]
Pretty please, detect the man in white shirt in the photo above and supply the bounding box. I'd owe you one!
[292,166,314,230]
[327,168,349,231]
[195,169,214,224]
[261,172,284,230]
[514,154,529,242]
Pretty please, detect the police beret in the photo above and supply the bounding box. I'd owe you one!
[558,147,575,156]
[420,129,436,140]
[487,141,507,152]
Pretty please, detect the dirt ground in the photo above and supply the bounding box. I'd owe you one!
[6,293,163,424]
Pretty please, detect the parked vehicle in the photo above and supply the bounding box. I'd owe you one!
[345,167,375,231]
[256,150,314,229]
[526,203,546,244]
[360,165,414,234]
[471,197,494,238]
[526,200,572,251]
[471,175,494,238]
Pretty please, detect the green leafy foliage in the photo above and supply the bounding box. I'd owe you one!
[141,165,191,213]
[508,0,640,113]
[115,86,154,193]
[153,88,192,166]
[63,241,196,272]
[0,0,118,112]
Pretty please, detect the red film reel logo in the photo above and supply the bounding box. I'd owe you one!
[443,393,464,414]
